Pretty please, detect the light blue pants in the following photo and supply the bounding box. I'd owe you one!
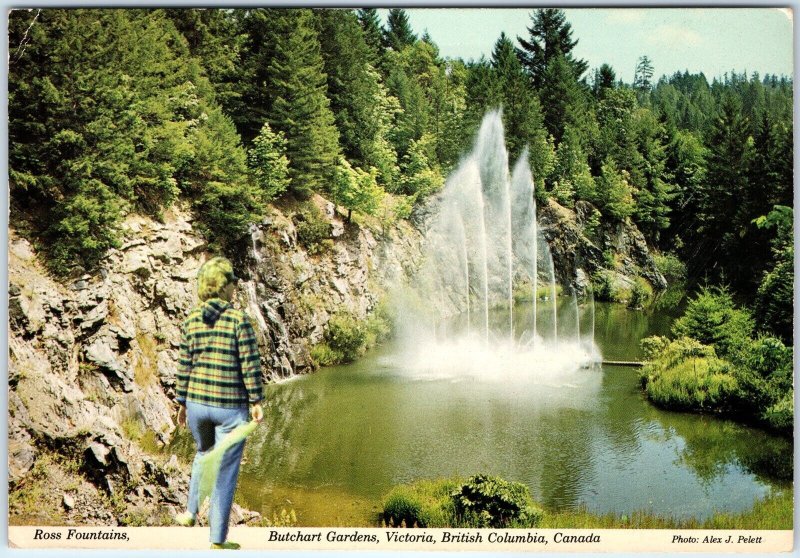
[186,401,248,544]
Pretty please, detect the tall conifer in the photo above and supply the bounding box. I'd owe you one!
[266,9,340,197]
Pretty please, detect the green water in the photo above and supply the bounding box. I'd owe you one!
[237,302,792,526]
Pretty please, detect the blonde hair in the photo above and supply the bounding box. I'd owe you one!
[197,257,237,301]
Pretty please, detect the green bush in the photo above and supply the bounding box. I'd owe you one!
[309,343,342,367]
[453,474,543,528]
[324,313,366,364]
[763,393,793,433]
[640,337,737,411]
[593,271,616,302]
[383,475,542,529]
[671,286,754,358]
[628,278,652,309]
[364,303,393,348]
[653,252,686,282]
[293,204,331,255]
[730,336,793,425]
[644,356,738,411]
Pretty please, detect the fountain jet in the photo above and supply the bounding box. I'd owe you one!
[399,110,600,381]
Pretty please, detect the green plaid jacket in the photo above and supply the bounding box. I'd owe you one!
[176,298,264,408]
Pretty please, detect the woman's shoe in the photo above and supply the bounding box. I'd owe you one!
[210,541,241,550]
[174,511,196,527]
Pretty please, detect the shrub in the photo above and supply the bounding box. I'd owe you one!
[640,337,736,411]
[628,278,652,309]
[364,303,393,349]
[324,313,366,364]
[593,271,616,302]
[453,474,543,528]
[644,355,738,412]
[309,343,342,367]
[293,204,331,255]
[730,336,793,420]
[654,252,686,282]
[763,393,793,433]
[671,286,754,358]
[383,475,542,529]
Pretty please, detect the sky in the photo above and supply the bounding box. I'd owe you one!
[381,8,794,84]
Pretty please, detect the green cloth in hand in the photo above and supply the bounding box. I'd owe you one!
[197,420,259,506]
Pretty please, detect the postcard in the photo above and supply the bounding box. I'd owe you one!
[6,5,794,554]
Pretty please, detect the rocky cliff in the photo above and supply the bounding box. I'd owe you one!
[540,199,667,296]
[8,197,423,526]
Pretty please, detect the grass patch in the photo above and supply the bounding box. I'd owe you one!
[540,491,792,529]
[383,478,461,527]
[133,332,159,387]
[383,476,792,529]
[512,283,563,304]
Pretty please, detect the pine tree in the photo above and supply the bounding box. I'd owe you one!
[266,9,340,197]
[225,9,281,143]
[516,8,588,88]
[357,8,385,65]
[595,158,635,221]
[490,33,551,173]
[551,126,594,206]
[633,55,654,92]
[10,9,209,271]
[539,54,585,144]
[593,64,617,97]
[165,9,243,110]
[383,8,416,52]
[693,93,753,284]
[317,9,399,188]
[248,122,290,201]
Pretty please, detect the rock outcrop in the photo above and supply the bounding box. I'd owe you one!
[540,199,667,295]
[8,199,423,526]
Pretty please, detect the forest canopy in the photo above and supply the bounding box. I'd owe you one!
[8,8,793,342]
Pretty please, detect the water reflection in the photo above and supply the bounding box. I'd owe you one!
[237,302,791,525]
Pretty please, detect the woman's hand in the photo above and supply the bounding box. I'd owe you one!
[177,405,187,427]
[250,403,263,423]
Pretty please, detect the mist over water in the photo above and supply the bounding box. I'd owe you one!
[393,110,600,382]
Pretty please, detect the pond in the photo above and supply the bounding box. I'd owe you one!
[236,302,792,526]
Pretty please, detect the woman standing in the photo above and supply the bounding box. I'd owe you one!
[174,257,264,550]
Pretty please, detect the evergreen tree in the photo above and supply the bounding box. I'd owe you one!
[317,9,400,188]
[247,122,290,201]
[594,158,635,221]
[633,55,654,92]
[631,107,673,242]
[516,8,588,88]
[9,9,259,272]
[551,126,594,206]
[165,9,243,110]
[225,8,281,143]
[357,8,385,66]
[693,93,753,284]
[539,54,585,144]
[266,9,340,197]
[383,9,416,52]
[490,32,549,166]
[664,129,707,251]
[753,206,793,341]
[593,63,617,97]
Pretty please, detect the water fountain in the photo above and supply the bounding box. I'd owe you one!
[394,110,600,381]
